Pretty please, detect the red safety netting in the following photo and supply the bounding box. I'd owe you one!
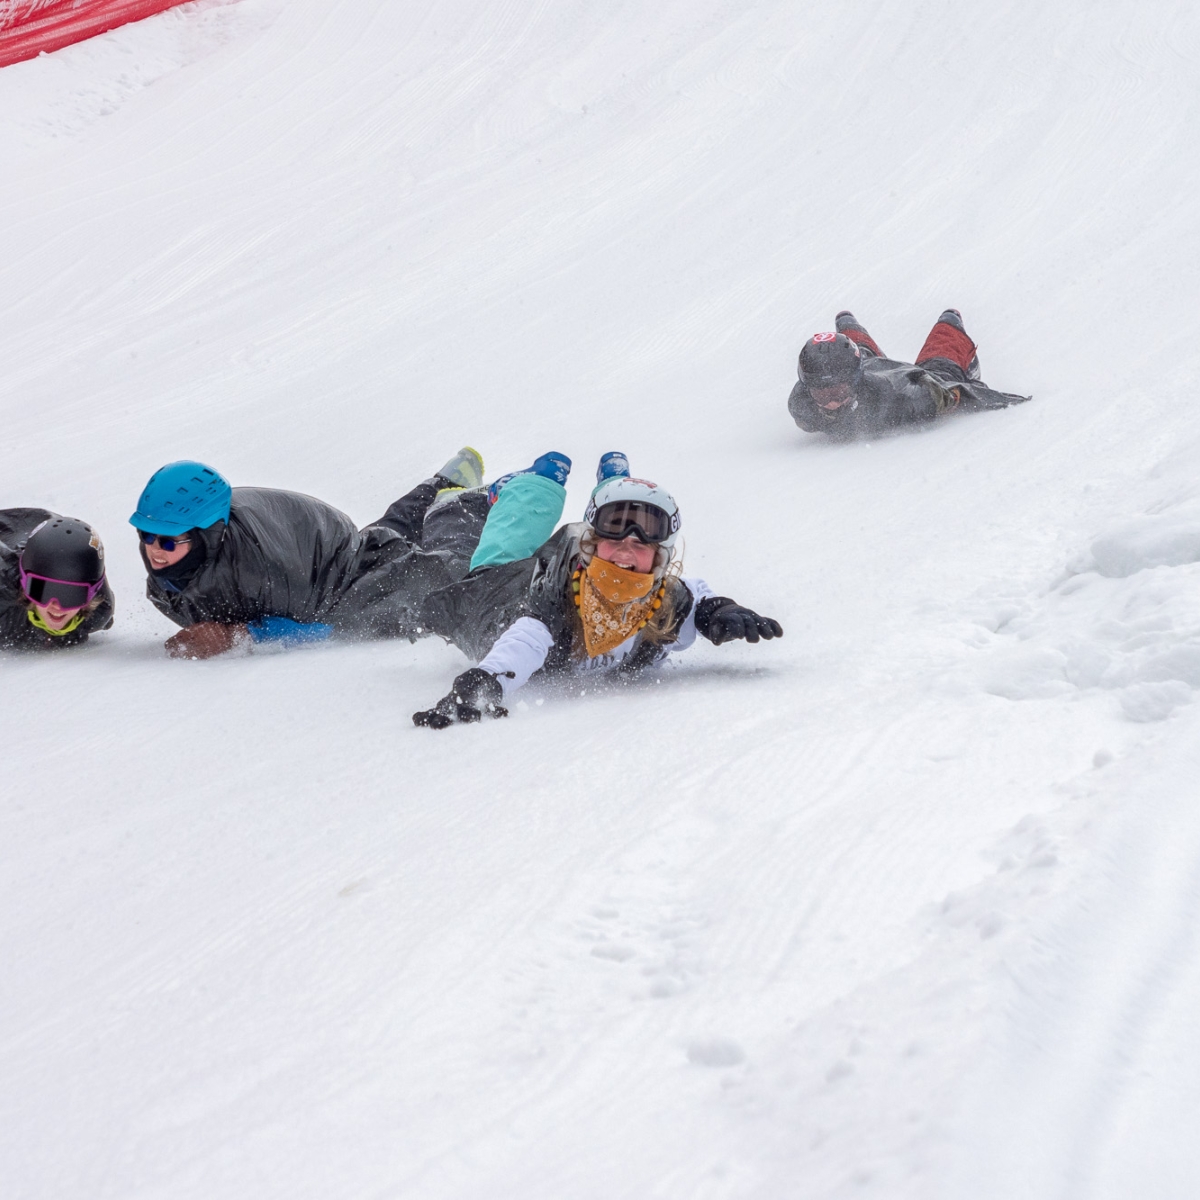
[0,0,191,68]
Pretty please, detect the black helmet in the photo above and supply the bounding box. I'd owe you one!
[798,332,863,387]
[20,517,106,609]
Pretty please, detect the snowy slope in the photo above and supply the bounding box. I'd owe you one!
[2,1,1199,1196]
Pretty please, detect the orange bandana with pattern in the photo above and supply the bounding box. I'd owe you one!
[576,557,662,658]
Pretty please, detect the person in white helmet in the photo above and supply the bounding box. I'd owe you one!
[412,452,782,728]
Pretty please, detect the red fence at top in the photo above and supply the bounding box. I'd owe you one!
[0,0,191,68]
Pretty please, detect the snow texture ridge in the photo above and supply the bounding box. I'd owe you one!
[973,440,1200,723]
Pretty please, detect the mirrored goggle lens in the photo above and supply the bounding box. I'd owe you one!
[592,500,672,544]
[139,531,188,551]
[810,382,855,409]
[25,575,94,609]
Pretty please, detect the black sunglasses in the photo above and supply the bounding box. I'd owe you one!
[139,531,192,552]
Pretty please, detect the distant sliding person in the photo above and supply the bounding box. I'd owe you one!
[1,511,114,650]
[130,448,500,659]
[412,453,782,728]
[788,309,1030,440]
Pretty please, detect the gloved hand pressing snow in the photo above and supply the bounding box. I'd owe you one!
[165,621,250,660]
[412,667,509,729]
[693,597,783,646]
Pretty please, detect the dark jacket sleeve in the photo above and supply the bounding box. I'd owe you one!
[887,368,944,424]
[0,507,55,548]
[955,380,1033,411]
[0,550,31,648]
[145,488,360,628]
[788,381,826,431]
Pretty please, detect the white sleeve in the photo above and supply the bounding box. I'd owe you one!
[666,577,717,654]
[476,616,556,695]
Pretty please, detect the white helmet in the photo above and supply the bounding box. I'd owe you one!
[585,473,681,549]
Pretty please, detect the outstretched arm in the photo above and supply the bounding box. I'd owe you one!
[412,667,510,729]
[165,616,334,658]
[788,381,824,431]
[412,616,555,729]
[475,617,556,691]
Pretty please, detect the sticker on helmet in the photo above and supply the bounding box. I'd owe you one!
[812,332,837,343]
[627,478,659,489]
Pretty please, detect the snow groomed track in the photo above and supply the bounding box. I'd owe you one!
[2,2,1199,1197]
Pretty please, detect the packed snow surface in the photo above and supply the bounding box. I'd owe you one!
[2,1,1200,1196]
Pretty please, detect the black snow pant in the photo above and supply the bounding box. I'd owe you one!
[331,483,491,639]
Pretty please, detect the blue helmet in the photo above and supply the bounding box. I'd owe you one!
[129,461,232,536]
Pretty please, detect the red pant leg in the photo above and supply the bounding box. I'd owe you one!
[839,322,884,358]
[916,321,976,371]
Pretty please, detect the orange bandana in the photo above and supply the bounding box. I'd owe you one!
[574,558,664,658]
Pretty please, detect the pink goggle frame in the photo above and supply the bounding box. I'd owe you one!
[18,562,106,612]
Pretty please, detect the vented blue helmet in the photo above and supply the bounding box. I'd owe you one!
[129,461,232,536]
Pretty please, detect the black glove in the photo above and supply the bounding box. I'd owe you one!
[693,596,783,645]
[413,667,509,729]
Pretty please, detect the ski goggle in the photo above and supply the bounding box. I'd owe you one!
[810,381,856,410]
[138,531,192,552]
[590,500,674,545]
[19,568,106,612]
